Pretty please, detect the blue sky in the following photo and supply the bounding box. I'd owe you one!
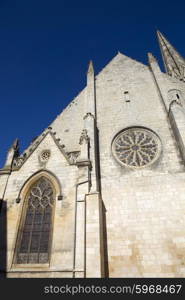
[0,0,185,167]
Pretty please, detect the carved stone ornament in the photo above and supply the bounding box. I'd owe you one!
[39,150,51,162]
[112,127,161,168]
[79,129,89,145]
[67,151,80,164]
[83,112,95,120]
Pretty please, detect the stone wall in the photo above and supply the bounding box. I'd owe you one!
[95,53,185,277]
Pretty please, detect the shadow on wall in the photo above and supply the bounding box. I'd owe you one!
[102,200,109,278]
[0,200,7,278]
[95,127,109,277]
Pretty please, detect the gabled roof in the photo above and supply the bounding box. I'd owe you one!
[12,129,80,170]
[11,52,151,162]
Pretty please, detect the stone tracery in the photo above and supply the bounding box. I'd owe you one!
[16,177,54,264]
[112,128,161,168]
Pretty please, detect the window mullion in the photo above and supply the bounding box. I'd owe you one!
[37,206,46,263]
[27,206,36,263]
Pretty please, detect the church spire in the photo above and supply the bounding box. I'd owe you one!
[157,31,185,81]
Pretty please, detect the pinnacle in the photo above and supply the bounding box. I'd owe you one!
[87,60,94,74]
[148,52,158,65]
[12,138,19,150]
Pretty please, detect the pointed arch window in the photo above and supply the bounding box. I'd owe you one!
[15,176,55,264]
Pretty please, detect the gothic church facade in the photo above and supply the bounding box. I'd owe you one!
[1,31,185,278]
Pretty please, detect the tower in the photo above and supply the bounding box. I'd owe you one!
[1,31,185,278]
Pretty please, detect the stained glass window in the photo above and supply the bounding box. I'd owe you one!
[16,177,54,264]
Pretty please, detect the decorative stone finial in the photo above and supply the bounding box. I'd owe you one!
[4,138,20,169]
[12,138,19,150]
[83,112,95,120]
[148,52,158,63]
[87,60,94,75]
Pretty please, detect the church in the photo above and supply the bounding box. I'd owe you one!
[0,31,185,278]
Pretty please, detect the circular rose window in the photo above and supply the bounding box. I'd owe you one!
[112,127,161,168]
[40,150,51,162]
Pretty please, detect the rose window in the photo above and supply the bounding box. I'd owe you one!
[40,150,51,162]
[112,127,161,168]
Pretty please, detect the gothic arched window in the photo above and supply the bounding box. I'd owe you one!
[15,176,55,264]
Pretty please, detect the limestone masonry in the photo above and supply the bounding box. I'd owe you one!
[1,31,185,278]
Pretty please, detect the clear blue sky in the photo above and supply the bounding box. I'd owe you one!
[0,0,185,167]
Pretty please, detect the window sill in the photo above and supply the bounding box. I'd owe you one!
[11,263,50,270]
